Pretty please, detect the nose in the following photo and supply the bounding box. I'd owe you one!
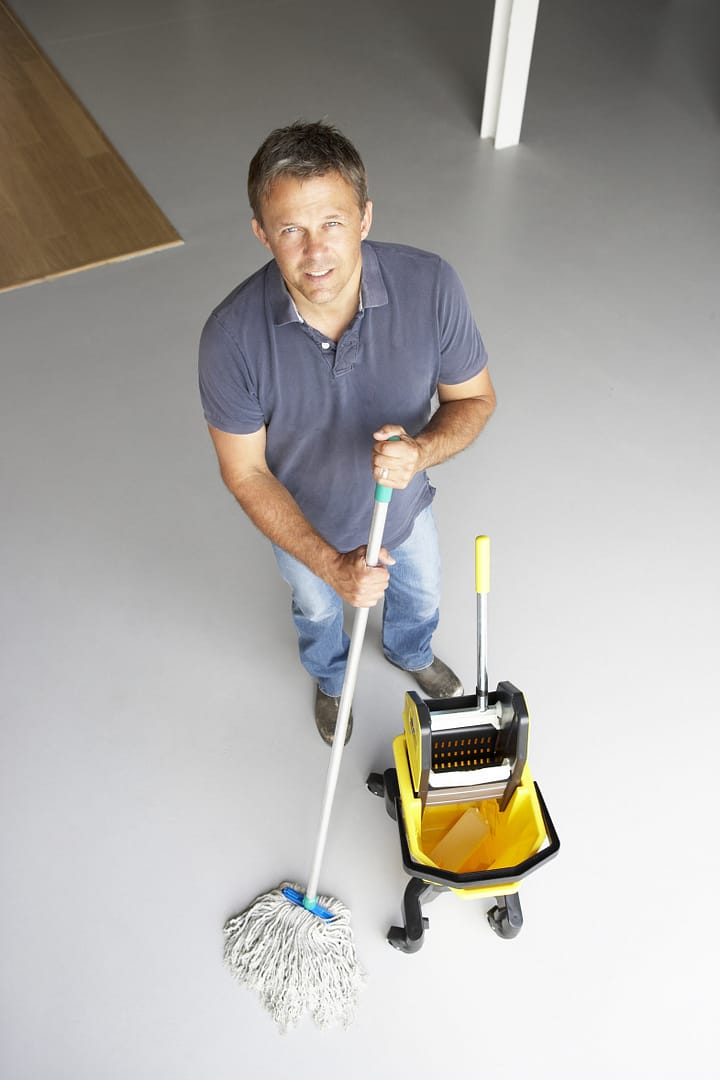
[303,229,328,259]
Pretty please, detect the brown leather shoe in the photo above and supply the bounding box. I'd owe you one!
[314,686,353,746]
[392,655,464,699]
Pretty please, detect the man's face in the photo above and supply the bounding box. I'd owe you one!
[251,172,372,315]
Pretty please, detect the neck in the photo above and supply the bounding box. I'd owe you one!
[289,279,361,343]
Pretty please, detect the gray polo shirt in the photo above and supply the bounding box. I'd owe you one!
[199,240,487,552]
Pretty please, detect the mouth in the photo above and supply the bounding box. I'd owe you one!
[304,268,333,280]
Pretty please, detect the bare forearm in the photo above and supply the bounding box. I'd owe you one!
[372,392,495,489]
[414,396,495,471]
[225,469,337,580]
[220,467,393,606]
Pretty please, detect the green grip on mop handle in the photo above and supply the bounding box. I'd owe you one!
[373,434,400,503]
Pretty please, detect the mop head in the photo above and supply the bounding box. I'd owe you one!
[223,882,365,1032]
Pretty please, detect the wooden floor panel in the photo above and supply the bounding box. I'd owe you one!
[0,2,182,293]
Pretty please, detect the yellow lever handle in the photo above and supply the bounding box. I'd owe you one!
[475,535,490,594]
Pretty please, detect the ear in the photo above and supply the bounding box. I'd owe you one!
[360,200,373,240]
[251,217,271,250]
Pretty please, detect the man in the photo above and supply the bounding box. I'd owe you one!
[199,120,495,745]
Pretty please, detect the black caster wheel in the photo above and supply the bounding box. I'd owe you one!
[366,772,385,797]
[487,893,523,939]
[387,878,438,953]
[367,768,398,821]
[387,919,428,953]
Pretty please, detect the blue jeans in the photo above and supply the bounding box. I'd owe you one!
[272,505,441,697]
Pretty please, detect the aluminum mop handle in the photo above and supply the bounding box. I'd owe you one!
[302,479,393,910]
[476,535,490,710]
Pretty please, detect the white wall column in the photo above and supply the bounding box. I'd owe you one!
[481,0,540,149]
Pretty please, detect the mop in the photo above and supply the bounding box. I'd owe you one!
[223,476,394,1031]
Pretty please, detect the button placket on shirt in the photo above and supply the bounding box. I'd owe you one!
[301,323,359,377]
[333,330,358,376]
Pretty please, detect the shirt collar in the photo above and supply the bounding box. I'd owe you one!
[358,242,388,310]
[267,240,389,326]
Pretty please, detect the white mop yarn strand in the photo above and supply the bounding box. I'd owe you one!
[223,883,365,1032]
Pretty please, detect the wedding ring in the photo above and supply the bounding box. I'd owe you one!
[381,467,388,479]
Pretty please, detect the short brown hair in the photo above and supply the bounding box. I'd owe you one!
[248,120,368,225]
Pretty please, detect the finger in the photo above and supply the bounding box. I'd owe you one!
[375,468,400,490]
[379,438,415,464]
[362,565,391,585]
[372,425,406,441]
[351,574,389,607]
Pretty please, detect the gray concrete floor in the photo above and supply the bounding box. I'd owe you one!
[1,1,718,1076]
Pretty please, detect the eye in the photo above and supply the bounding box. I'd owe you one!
[325,220,341,228]
[281,226,299,235]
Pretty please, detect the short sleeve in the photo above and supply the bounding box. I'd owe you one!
[436,260,488,385]
[198,313,265,434]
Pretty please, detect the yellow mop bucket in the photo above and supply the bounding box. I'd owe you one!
[368,537,559,951]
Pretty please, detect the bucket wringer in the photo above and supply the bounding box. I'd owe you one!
[367,535,560,951]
